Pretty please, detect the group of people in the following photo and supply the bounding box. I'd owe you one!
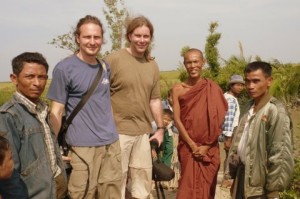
[0,14,294,199]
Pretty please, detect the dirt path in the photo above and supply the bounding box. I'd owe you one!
[150,171,231,199]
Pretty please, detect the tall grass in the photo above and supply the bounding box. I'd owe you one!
[0,71,180,105]
[0,81,51,106]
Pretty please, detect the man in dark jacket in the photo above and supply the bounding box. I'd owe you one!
[0,52,67,199]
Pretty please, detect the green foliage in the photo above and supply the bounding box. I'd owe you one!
[280,158,300,198]
[48,31,77,53]
[218,41,255,90]
[180,46,191,57]
[270,62,300,106]
[0,84,15,106]
[177,62,188,82]
[0,81,51,106]
[159,70,180,99]
[103,0,129,52]
[205,21,221,77]
[49,0,129,55]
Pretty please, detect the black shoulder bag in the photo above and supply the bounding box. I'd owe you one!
[59,60,104,156]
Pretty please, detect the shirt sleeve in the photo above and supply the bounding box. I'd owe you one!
[150,62,161,99]
[265,105,294,194]
[222,97,237,137]
[0,113,28,197]
[47,67,68,104]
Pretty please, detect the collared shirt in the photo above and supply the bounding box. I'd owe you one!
[222,92,240,137]
[15,92,61,177]
[237,106,254,164]
[162,100,173,112]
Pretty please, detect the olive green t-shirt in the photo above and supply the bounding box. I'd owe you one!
[105,49,161,135]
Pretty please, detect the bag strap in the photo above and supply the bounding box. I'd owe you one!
[64,59,105,127]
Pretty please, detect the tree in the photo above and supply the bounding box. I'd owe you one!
[270,61,300,106]
[49,0,128,56]
[177,46,190,82]
[180,45,190,57]
[218,41,258,89]
[49,31,76,53]
[204,22,221,77]
[103,0,129,52]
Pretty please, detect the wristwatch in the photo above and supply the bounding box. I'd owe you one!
[157,126,164,130]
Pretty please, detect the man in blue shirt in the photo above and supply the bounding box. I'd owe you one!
[47,15,121,199]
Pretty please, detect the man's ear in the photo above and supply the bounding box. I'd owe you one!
[127,33,132,43]
[267,76,273,87]
[10,74,17,86]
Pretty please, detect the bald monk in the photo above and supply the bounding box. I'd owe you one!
[173,48,227,199]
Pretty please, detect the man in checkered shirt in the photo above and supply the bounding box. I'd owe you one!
[220,74,244,187]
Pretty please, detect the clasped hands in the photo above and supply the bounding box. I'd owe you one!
[191,144,210,161]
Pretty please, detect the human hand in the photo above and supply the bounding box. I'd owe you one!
[224,136,232,150]
[62,155,71,162]
[192,145,210,161]
[193,145,210,156]
[149,129,164,146]
[151,149,158,160]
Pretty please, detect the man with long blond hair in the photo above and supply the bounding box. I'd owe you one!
[105,16,164,199]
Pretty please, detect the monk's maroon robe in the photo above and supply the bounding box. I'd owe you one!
[177,79,227,199]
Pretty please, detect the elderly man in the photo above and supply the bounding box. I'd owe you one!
[173,48,227,199]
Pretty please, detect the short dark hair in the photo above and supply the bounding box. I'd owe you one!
[163,109,173,120]
[0,136,10,165]
[183,48,204,64]
[12,52,49,76]
[244,61,272,77]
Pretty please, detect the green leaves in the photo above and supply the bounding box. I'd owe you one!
[205,21,221,77]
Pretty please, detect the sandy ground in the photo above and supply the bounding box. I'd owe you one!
[150,170,231,199]
[151,147,231,199]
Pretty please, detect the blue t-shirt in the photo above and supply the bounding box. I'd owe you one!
[47,55,118,146]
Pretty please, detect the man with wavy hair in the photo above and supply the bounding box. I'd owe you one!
[105,16,164,199]
[48,15,122,199]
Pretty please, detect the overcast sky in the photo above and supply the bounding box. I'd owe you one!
[1,0,299,82]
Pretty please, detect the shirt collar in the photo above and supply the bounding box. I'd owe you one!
[14,92,48,114]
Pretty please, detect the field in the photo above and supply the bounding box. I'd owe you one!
[159,70,181,98]
[1,71,299,153]
[1,71,299,197]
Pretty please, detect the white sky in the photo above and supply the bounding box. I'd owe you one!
[1,0,299,81]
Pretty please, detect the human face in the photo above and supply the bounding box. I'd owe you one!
[128,25,151,58]
[76,23,103,58]
[230,83,244,96]
[163,114,172,127]
[184,52,205,79]
[0,149,14,180]
[10,62,48,103]
[245,69,272,103]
